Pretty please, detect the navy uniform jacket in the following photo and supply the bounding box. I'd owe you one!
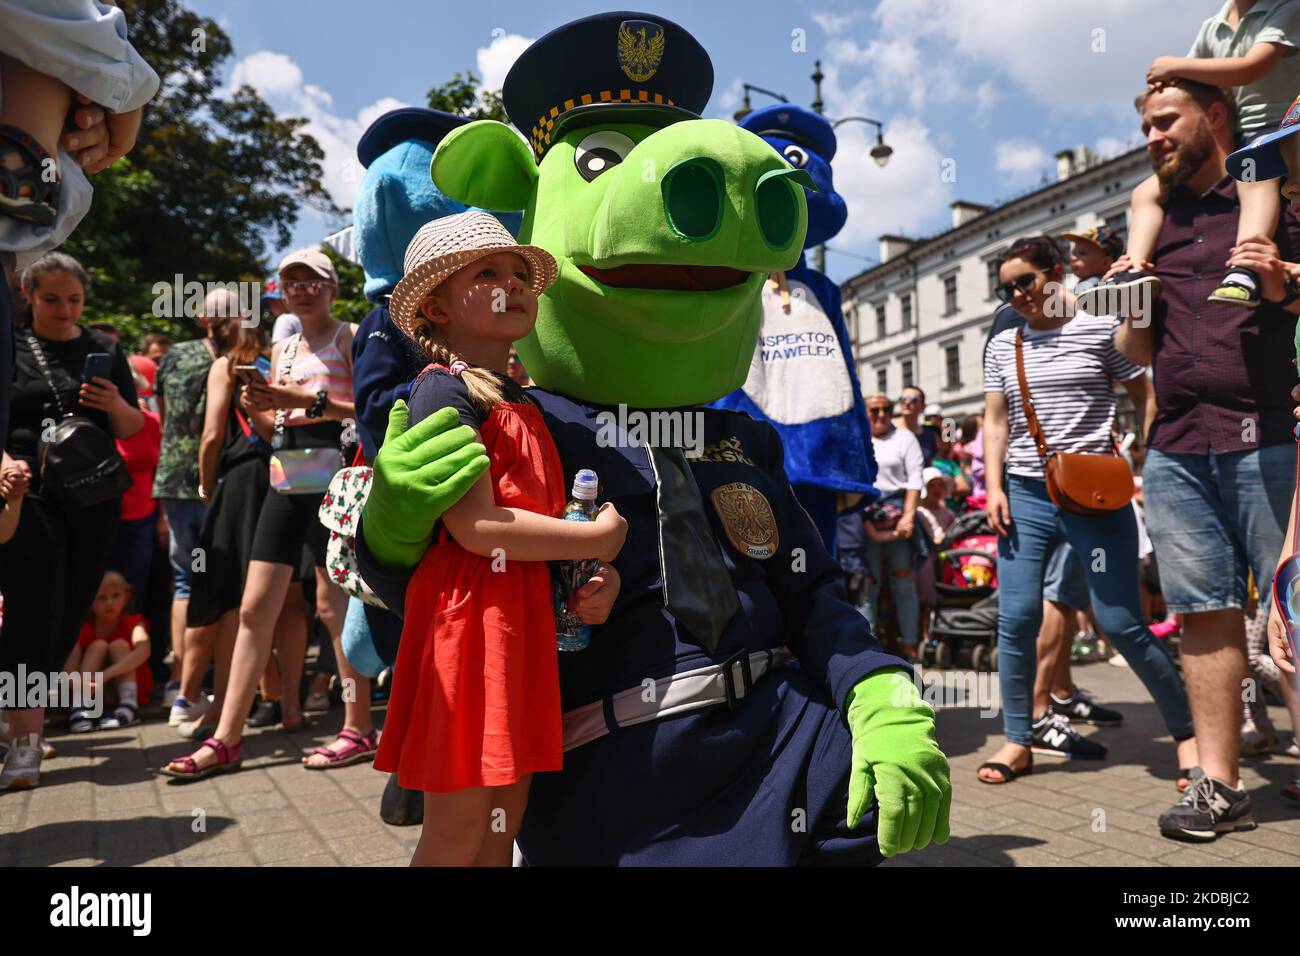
[351,304,427,465]
[357,388,908,866]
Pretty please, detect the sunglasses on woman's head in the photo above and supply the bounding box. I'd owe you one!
[993,270,1045,303]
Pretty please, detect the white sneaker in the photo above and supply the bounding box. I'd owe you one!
[1108,653,1130,668]
[178,714,217,740]
[0,735,41,790]
[169,694,210,727]
[162,681,181,707]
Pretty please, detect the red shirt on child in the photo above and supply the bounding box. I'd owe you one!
[76,612,152,705]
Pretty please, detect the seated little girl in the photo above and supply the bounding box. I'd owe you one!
[63,569,152,731]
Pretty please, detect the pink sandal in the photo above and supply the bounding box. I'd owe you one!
[303,728,379,770]
[161,737,244,782]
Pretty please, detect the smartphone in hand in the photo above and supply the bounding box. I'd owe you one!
[81,352,113,384]
[234,364,268,386]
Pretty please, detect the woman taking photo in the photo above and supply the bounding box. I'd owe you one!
[0,252,142,790]
[171,293,308,742]
[166,249,371,780]
[978,235,1196,796]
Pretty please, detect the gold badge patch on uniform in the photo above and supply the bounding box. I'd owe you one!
[710,482,779,560]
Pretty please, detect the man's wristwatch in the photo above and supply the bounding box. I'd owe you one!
[1276,274,1300,308]
[306,389,328,419]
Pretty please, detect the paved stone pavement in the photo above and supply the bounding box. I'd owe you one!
[3,660,1300,867]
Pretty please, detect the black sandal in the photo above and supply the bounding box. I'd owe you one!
[977,753,1033,784]
[0,124,60,226]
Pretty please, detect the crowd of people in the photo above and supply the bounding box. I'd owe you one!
[4,0,1300,864]
[840,0,1300,842]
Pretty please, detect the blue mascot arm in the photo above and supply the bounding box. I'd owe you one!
[352,306,426,465]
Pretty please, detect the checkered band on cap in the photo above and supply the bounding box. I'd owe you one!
[388,211,558,343]
[529,89,676,160]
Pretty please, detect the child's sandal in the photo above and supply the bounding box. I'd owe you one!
[0,124,60,226]
[98,702,138,730]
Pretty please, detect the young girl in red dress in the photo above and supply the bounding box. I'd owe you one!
[63,570,153,732]
[374,212,627,866]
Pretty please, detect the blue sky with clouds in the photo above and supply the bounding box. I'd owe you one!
[188,0,1209,283]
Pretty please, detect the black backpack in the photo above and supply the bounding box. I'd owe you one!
[27,333,132,510]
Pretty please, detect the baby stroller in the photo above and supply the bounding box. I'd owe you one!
[922,509,1000,671]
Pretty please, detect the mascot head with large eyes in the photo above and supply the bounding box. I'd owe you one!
[738,103,847,250]
[429,11,810,407]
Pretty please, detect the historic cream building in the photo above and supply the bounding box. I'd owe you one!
[841,145,1151,421]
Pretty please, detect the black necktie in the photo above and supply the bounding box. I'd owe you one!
[647,445,741,653]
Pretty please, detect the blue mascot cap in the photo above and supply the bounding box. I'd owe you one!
[739,102,837,163]
[353,107,478,303]
[1227,92,1300,183]
[502,10,713,161]
[357,107,468,170]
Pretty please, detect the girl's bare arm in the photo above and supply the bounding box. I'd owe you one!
[442,471,626,563]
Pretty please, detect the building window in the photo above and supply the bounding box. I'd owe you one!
[986,259,1000,300]
[901,358,914,389]
[876,366,888,394]
[944,343,961,389]
[875,303,887,340]
[943,274,958,315]
[1105,211,1128,247]
[900,293,913,330]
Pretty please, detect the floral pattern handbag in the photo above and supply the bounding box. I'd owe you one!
[318,457,388,609]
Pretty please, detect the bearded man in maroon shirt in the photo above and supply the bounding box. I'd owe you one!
[1114,78,1300,843]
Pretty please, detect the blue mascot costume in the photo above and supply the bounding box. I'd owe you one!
[345,106,521,826]
[713,104,876,553]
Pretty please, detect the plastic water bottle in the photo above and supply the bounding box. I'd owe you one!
[556,469,600,652]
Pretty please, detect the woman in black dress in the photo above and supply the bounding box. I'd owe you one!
[0,252,142,791]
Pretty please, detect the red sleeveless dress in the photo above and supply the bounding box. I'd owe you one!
[374,370,566,793]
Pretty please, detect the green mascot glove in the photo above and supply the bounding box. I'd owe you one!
[361,401,490,569]
[845,667,952,857]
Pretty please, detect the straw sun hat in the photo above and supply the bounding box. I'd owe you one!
[388,211,557,342]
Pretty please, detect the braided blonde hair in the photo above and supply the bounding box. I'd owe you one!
[408,292,507,414]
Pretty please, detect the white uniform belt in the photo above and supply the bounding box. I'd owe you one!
[562,648,795,752]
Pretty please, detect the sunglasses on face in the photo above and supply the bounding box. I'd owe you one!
[993,270,1046,303]
[868,406,893,417]
[283,280,330,296]
[899,395,921,405]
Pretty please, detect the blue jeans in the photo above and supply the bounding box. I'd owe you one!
[996,475,1193,746]
[1142,445,1293,614]
[108,512,155,604]
[161,498,207,600]
[863,536,920,646]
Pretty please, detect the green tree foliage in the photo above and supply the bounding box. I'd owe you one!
[324,245,371,325]
[425,71,508,123]
[63,0,335,352]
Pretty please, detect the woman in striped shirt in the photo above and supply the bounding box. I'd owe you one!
[977,236,1197,792]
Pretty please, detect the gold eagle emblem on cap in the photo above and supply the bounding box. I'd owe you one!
[618,20,665,83]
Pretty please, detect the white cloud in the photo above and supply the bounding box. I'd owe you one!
[995,139,1050,176]
[831,116,953,252]
[867,0,1206,119]
[226,49,407,212]
[476,32,533,92]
